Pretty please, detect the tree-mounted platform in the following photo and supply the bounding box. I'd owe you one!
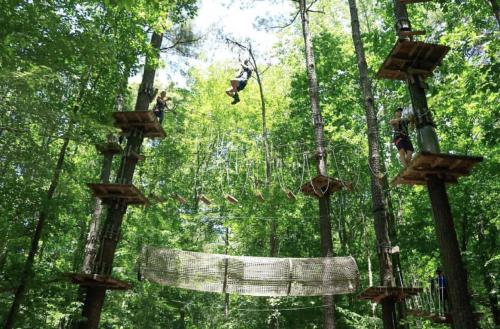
[376,41,449,80]
[399,0,433,4]
[87,183,148,205]
[391,152,483,186]
[358,286,422,303]
[300,175,348,198]
[96,141,122,155]
[112,111,166,139]
[65,273,131,290]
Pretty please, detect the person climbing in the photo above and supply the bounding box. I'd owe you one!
[225,59,252,105]
[435,269,449,313]
[390,107,414,167]
[152,90,171,124]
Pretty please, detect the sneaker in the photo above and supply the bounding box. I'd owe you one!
[231,93,240,105]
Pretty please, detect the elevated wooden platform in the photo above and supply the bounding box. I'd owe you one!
[96,141,122,155]
[400,0,432,4]
[300,175,346,198]
[391,152,483,186]
[112,111,166,139]
[88,183,148,205]
[66,273,131,290]
[376,41,449,80]
[358,286,422,303]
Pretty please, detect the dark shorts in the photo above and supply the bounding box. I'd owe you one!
[394,136,414,151]
[237,79,247,91]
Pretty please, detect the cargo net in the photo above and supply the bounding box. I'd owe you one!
[140,247,359,297]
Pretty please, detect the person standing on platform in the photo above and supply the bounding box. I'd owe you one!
[152,90,171,124]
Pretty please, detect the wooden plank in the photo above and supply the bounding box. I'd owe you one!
[224,194,239,204]
[200,194,212,205]
[65,273,131,290]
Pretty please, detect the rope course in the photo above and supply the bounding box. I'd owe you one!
[140,247,359,297]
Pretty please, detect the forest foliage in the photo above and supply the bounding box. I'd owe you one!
[0,0,498,328]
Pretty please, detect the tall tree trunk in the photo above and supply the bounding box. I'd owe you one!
[486,0,500,28]
[77,31,163,329]
[392,2,477,327]
[347,0,397,328]
[81,147,115,274]
[299,1,336,327]
[3,130,72,329]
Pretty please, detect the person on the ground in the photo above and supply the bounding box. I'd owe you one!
[152,91,171,124]
[225,59,252,105]
[390,107,414,167]
[435,269,449,313]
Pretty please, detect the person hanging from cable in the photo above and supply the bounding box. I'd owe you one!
[225,59,252,105]
[152,90,171,124]
[390,107,414,167]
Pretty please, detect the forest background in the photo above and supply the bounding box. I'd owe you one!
[0,0,498,328]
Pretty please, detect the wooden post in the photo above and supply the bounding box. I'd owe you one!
[392,2,477,328]
[299,1,336,327]
[77,31,163,329]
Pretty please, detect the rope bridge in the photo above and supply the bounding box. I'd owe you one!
[140,247,359,297]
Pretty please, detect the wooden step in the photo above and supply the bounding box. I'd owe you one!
[87,183,148,205]
[300,175,347,198]
[199,194,212,205]
[376,40,449,80]
[65,273,131,290]
[112,111,166,139]
[224,193,239,204]
[391,151,483,186]
[358,286,422,303]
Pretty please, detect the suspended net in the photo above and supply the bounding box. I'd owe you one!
[140,247,359,297]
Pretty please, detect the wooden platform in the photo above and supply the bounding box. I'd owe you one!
[376,41,449,80]
[66,273,131,290]
[96,142,122,155]
[358,286,422,303]
[300,175,346,198]
[391,152,483,186]
[88,183,148,205]
[112,111,166,139]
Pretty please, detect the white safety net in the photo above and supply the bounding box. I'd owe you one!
[140,247,359,296]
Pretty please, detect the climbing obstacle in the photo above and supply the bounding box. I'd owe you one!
[87,183,148,205]
[391,152,483,186]
[376,41,449,80]
[112,111,166,138]
[66,273,131,290]
[300,175,347,198]
[358,286,422,303]
[140,247,359,297]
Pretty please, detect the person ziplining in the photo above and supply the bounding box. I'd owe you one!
[390,107,414,167]
[225,59,252,105]
[152,90,171,124]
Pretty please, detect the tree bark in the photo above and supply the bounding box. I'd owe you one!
[298,2,336,327]
[81,149,115,274]
[486,0,500,28]
[347,0,397,327]
[427,176,477,328]
[77,31,163,329]
[3,130,72,329]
